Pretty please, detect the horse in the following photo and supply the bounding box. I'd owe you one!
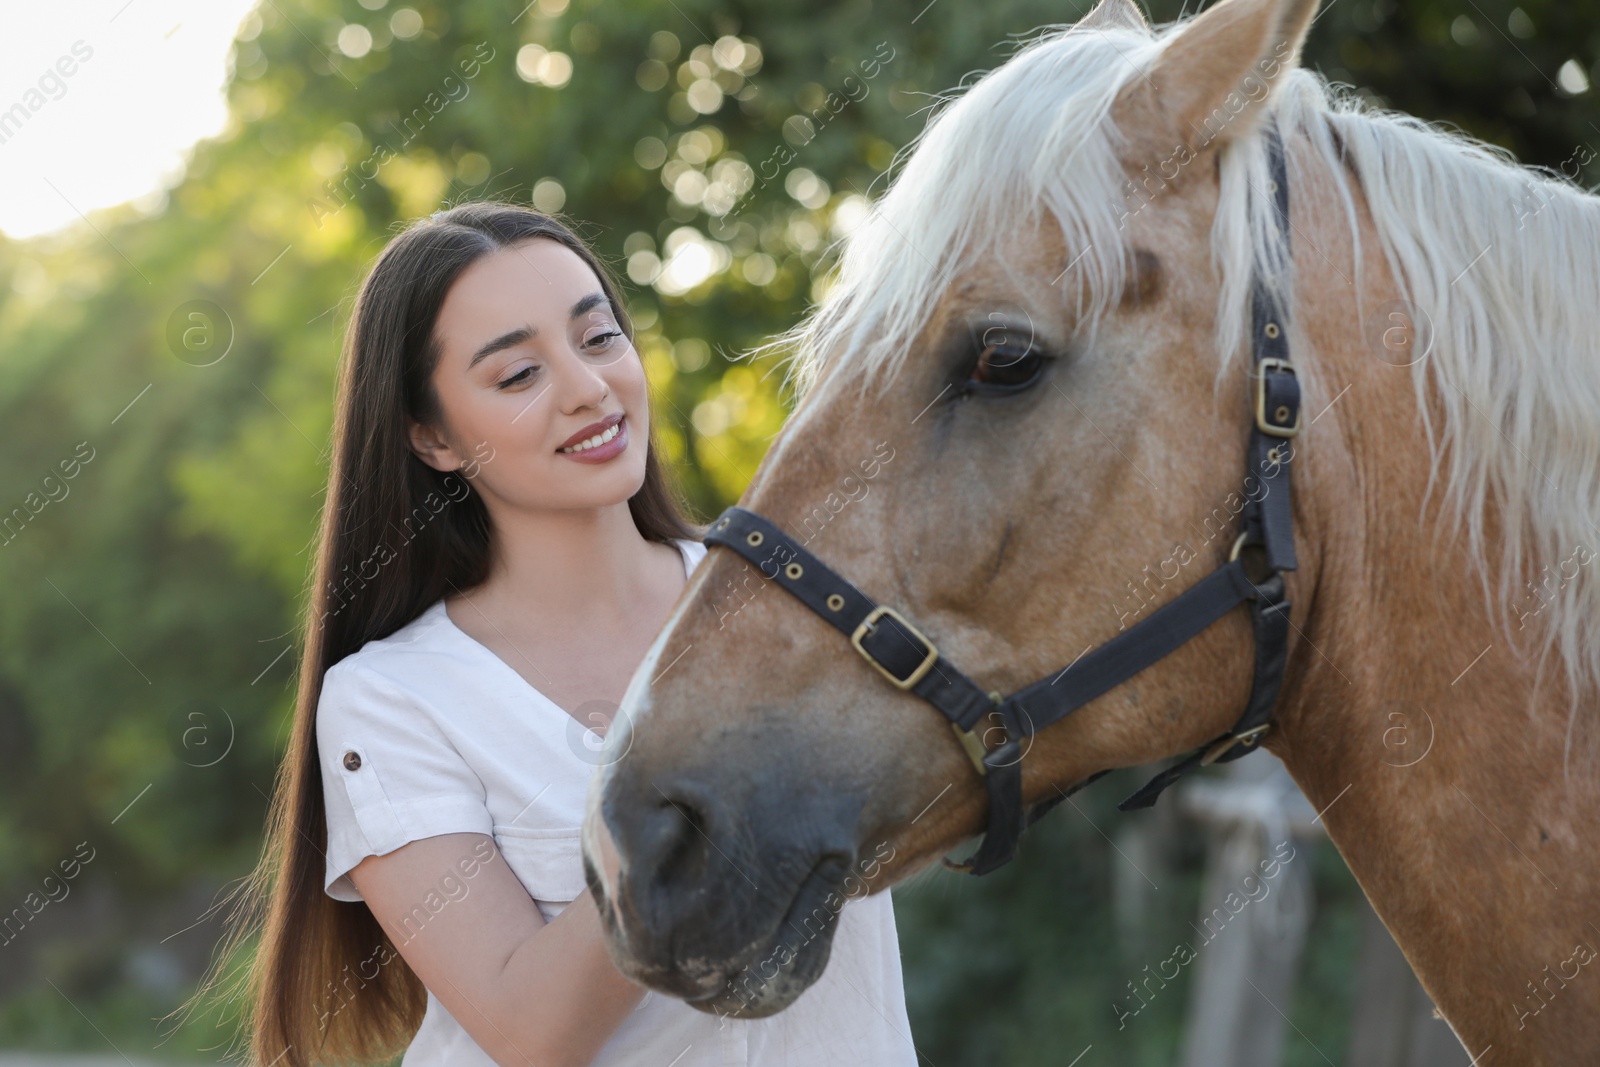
[582,0,1600,1059]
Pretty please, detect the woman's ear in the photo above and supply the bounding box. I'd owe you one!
[408,418,465,472]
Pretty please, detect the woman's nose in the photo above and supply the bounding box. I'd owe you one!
[556,349,609,413]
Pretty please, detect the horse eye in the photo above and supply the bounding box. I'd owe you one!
[968,337,1046,393]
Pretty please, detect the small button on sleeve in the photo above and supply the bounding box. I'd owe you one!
[315,660,494,902]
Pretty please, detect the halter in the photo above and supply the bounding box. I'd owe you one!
[703,127,1301,876]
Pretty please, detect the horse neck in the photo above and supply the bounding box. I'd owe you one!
[1266,149,1600,1056]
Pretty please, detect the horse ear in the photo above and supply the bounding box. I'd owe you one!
[1077,0,1151,34]
[1111,0,1318,164]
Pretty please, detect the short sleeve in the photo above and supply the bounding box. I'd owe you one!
[316,659,494,902]
[677,537,708,574]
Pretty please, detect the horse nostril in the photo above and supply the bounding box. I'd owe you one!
[662,794,709,839]
[633,783,717,886]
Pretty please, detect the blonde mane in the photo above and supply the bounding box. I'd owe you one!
[752,15,1600,711]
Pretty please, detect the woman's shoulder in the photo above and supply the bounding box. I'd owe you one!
[330,597,467,673]
[316,601,466,726]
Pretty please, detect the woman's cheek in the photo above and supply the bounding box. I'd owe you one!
[616,354,651,423]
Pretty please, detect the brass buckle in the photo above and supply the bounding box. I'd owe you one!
[850,605,938,690]
[1253,358,1300,438]
[1200,723,1271,766]
[1228,530,1264,586]
[951,723,989,777]
[949,692,1006,778]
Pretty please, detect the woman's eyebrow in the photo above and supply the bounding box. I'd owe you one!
[468,326,532,369]
[466,292,611,369]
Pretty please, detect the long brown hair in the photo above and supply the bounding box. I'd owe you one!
[195,203,696,1066]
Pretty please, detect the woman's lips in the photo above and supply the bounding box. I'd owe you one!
[557,413,628,464]
[557,410,624,450]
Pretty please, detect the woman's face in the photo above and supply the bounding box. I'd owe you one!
[409,236,651,516]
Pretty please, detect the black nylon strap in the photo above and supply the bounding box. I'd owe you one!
[1116,748,1209,811]
[1117,571,1292,810]
[1002,559,1258,735]
[1245,127,1300,573]
[1218,571,1293,751]
[960,757,1025,874]
[704,506,1031,875]
[950,561,1266,869]
[702,508,875,640]
[703,508,996,733]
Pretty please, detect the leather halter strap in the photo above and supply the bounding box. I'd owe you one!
[702,126,1301,876]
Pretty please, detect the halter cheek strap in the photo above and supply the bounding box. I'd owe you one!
[701,126,1300,876]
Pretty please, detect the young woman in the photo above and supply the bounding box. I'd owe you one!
[215,203,918,1067]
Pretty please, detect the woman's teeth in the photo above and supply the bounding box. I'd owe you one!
[560,422,621,453]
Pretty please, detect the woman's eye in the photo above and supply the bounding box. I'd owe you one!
[497,366,537,390]
[967,336,1046,393]
[586,330,622,350]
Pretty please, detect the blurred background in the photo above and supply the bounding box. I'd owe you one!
[1,0,1596,1063]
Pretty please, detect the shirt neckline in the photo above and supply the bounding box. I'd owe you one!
[427,538,699,740]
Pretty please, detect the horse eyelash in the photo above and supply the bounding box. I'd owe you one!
[953,341,1053,399]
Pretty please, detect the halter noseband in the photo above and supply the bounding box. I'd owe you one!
[703,128,1301,876]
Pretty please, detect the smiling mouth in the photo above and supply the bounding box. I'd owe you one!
[558,413,624,453]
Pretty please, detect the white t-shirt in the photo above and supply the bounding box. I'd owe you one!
[317,538,918,1066]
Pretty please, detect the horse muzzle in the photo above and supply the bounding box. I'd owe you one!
[582,730,868,1016]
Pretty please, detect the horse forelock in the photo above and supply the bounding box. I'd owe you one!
[758,22,1155,397]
